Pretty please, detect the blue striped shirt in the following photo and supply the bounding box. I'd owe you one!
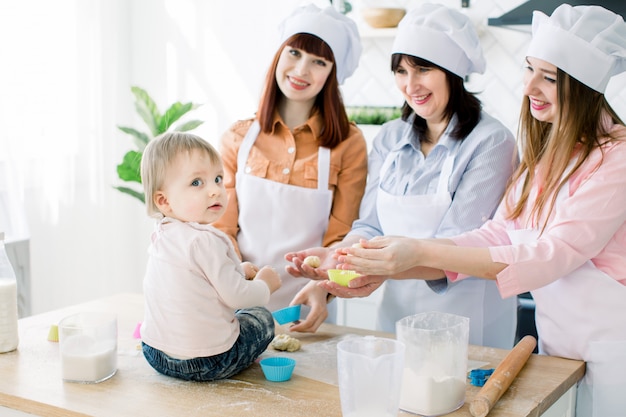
[350,111,518,240]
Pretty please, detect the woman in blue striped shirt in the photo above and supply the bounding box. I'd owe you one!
[285,3,519,348]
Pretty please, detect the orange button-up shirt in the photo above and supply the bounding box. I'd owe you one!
[213,111,368,258]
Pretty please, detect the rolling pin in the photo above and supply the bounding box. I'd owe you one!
[469,335,537,417]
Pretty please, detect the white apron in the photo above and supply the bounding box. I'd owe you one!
[236,121,334,316]
[508,181,626,417]
[376,144,516,349]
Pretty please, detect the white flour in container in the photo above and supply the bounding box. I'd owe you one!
[399,367,465,416]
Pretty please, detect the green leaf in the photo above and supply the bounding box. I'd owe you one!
[158,102,200,133]
[113,186,145,204]
[117,125,150,149]
[131,86,161,137]
[174,119,204,132]
[114,86,204,205]
[116,150,143,183]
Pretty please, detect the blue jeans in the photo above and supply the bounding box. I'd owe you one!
[142,306,274,381]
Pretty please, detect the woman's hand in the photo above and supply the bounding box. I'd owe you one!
[334,236,422,276]
[285,246,335,280]
[287,281,329,333]
[319,274,386,298]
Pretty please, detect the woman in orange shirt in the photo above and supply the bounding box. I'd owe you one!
[212,4,367,320]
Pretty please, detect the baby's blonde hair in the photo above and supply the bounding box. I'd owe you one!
[140,132,221,217]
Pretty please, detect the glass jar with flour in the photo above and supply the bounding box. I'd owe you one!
[396,312,469,416]
[0,231,19,353]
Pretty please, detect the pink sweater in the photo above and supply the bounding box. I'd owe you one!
[449,124,626,298]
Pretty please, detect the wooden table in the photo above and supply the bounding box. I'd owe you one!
[0,293,585,417]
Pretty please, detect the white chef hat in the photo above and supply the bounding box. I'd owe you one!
[392,3,485,77]
[527,4,626,93]
[278,4,362,84]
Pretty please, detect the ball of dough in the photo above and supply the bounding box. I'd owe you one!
[303,255,321,268]
[271,334,301,352]
[352,243,362,248]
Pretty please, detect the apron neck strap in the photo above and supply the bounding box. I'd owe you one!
[237,120,261,170]
[317,147,330,191]
[437,151,455,194]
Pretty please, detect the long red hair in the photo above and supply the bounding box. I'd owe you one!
[256,33,351,149]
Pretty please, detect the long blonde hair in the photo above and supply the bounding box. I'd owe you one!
[506,69,624,230]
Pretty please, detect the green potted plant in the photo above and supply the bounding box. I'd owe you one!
[115,86,204,203]
[346,106,402,148]
[346,106,402,125]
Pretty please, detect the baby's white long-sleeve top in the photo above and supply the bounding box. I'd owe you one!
[141,217,270,359]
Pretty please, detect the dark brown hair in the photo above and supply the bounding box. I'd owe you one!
[391,53,482,143]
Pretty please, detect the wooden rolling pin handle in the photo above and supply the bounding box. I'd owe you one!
[469,335,537,417]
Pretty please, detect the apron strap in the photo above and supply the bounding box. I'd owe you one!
[437,152,455,194]
[236,120,261,172]
[379,124,412,180]
[379,148,397,180]
[317,147,330,191]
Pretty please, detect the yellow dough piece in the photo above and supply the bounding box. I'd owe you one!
[271,334,301,352]
[303,255,321,268]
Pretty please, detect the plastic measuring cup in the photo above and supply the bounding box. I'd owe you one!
[337,335,405,417]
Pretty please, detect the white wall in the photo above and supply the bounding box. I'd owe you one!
[5,1,151,314]
[4,0,626,316]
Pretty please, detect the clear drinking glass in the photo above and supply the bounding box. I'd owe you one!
[59,312,118,383]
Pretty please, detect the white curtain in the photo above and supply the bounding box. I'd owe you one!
[0,1,103,227]
[0,0,153,314]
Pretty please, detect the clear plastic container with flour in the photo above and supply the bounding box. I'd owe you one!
[396,312,469,416]
[337,335,405,417]
[59,312,118,383]
[0,231,19,353]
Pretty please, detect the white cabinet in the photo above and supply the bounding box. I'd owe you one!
[541,385,577,417]
[335,289,383,330]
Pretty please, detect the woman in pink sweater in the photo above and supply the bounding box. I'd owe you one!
[327,5,626,416]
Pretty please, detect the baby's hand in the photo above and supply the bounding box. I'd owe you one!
[241,261,259,280]
[256,266,282,293]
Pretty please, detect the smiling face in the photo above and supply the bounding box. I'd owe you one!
[275,45,334,106]
[523,56,559,123]
[394,56,450,126]
[154,149,227,225]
